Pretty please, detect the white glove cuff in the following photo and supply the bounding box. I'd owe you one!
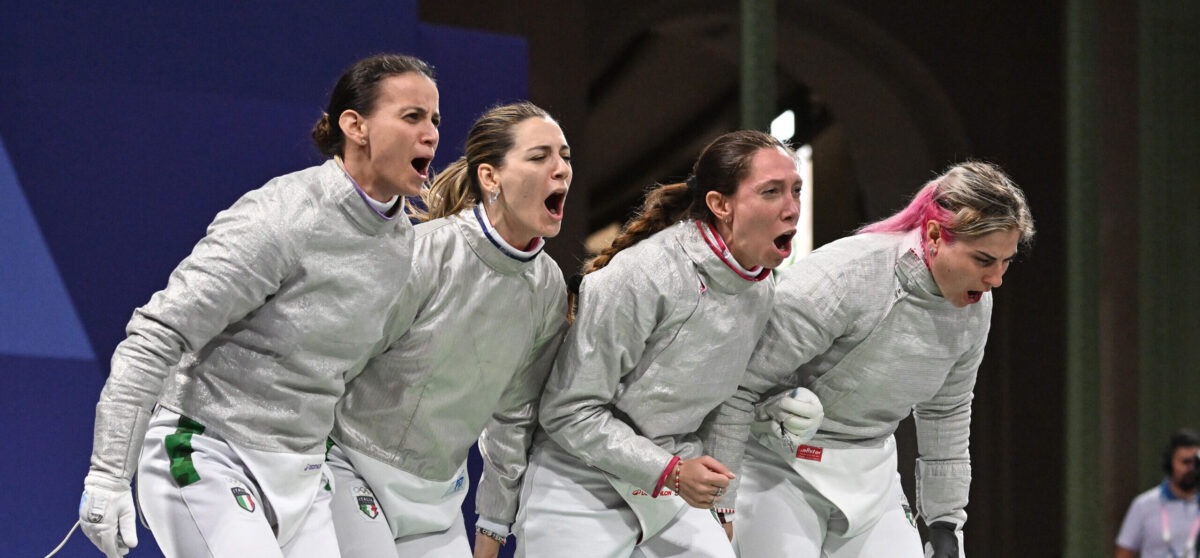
[84,470,129,493]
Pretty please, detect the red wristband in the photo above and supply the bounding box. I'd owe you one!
[653,455,681,498]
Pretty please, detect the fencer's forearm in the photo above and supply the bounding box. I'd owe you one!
[91,313,200,480]
[476,341,557,521]
[914,431,972,525]
[476,418,532,524]
[541,397,675,491]
[913,399,972,525]
[538,266,675,490]
[476,305,566,522]
[539,352,673,492]
[913,344,981,525]
[699,387,759,509]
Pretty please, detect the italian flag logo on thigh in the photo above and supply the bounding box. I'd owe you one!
[354,486,380,519]
[231,486,256,513]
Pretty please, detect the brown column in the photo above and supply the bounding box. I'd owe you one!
[1064,0,1140,556]
[1135,0,1200,480]
[740,0,776,132]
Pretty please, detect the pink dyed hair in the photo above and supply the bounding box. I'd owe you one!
[858,179,957,242]
[857,161,1036,249]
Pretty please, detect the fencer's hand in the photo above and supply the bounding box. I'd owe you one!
[757,387,823,444]
[923,521,963,558]
[676,456,734,509]
[80,471,138,558]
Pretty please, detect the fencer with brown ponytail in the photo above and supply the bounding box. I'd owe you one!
[566,129,793,317]
[584,129,793,275]
[525,129,797,551]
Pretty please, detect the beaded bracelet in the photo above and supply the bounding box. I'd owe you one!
[477,526,507,545]
[673,461,682,496]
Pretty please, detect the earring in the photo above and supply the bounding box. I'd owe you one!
[488,189,500,204]
[360,138,368,145]
[928,244,938,258]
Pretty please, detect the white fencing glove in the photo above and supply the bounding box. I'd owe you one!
[923,521,964,558]
[754,387,823,454]
[80,471,138,558]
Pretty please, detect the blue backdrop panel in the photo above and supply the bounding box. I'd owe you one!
[0,354,149,556]
[4,82,324,360]
[0,137,94,359]
[1,2,528,555]
[3,1,422,358]
[418,23,531,161]
[4,2,420,106]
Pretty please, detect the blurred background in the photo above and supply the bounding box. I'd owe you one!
[2,1,1197,556]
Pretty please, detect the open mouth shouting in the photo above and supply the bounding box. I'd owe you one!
[544,188,568,221]
[966,290,983,304]
[411,157,432,180]
[773,229,796,258]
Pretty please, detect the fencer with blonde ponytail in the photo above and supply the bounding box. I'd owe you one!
[327,100,570,558]
[422,102,553,221]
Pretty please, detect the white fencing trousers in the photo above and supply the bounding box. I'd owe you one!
[733,439,922,558]
[515,442,735,558]
[326,444,470,557]
[136,408,338,558]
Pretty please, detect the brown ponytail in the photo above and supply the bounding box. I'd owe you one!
[583,182,692,274]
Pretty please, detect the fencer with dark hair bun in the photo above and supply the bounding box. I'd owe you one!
[327,101,571,558]
[78,53,439,557]
[516,130,802,558]
[706,161,1035,558]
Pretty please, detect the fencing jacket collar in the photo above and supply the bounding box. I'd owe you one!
[466,204,545,271]
[682,220,769,295]
[329,158,407,235]
[895,228,944,300]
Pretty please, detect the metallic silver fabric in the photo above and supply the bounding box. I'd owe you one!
[538,220,775,492]
[91,159,414,480]
[707,229,987,524]
[333,208,567,525]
